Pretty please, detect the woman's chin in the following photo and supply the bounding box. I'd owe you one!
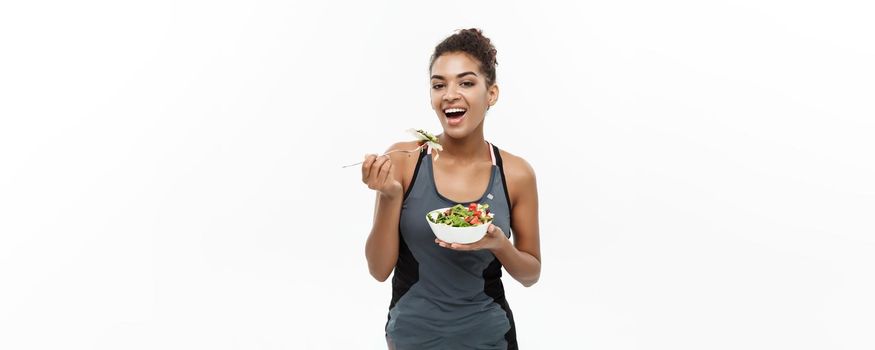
[441,127,467,139]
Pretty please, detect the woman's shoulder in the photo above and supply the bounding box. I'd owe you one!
[385,140,422,152]
[384,140,424,191]
[384,140,424,179]
[496,147,536,185]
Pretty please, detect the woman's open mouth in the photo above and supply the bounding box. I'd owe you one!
[444,108,467,126]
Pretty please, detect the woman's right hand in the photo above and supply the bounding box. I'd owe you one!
[361,154,403,199]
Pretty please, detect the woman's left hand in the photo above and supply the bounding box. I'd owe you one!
[435,224,509,252]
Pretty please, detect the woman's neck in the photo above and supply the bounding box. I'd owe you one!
[436,132,488,164]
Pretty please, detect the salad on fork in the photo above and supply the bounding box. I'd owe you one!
[343,129,443,168]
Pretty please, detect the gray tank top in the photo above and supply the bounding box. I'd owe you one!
[386,141,518,349]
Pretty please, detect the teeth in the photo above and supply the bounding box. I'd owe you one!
[444,108,466,114]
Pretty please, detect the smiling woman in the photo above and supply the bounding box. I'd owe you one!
[359,28,541,350]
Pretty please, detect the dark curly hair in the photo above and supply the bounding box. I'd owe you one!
[429,28,498,86]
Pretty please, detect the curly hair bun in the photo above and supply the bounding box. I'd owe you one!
[430,28,498,86]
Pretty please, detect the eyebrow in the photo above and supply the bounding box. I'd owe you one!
[430,71,478,80]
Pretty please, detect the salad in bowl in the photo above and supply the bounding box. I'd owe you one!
[426,203,495,244]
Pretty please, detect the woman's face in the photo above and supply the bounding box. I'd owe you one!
[430,52,498,139]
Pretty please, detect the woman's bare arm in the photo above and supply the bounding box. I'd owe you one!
[363,142,415,282]
[365,192,402,281]
[491,154,541,286]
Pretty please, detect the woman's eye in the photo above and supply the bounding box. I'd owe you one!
[461,81,474,87]
[432,83,445,89]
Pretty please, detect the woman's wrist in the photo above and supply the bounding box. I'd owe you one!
[489,232,514,254]
[379,186,403,201]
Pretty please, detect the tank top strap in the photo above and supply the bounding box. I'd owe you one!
[402,145,429,201]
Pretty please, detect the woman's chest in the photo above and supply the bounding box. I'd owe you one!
[432,162,493,203]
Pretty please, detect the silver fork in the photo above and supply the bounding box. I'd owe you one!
[341,145,425,168]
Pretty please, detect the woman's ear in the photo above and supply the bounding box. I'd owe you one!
[488,84,499,107]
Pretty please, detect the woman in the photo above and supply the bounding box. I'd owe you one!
[361,28,541,350]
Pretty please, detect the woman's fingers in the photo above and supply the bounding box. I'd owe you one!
[367,156,389,189]
[376,156,392,186]
[361,154,377,183]
[362,154,399,196]
[435,238,454,249]
[435,238,479,251]
[450,242,477,251]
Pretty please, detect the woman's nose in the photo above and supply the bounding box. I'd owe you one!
[443,86,461,101]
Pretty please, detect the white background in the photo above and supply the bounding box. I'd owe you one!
[1,1,874,349]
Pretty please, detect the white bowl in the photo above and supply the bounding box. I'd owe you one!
[425,207,493,244]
